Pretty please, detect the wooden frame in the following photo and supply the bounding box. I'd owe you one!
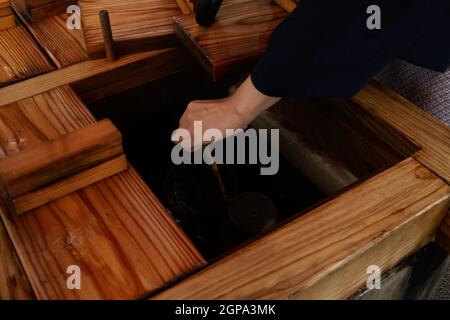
[0,24,53,86]
[0,47,192,105]
[0,119,127,215]
[173,0,287,80]
[0,0,448,301]
[0,69,448,302]
[154,158,449,299]
[11,0,88,68]
[0,86,205,299]
[79,0,181,59]
[150,83,450,300]
[23,0,77,21]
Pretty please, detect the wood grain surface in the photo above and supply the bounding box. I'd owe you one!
[12,155,127,215]
[0,119,127,215]
[24,0,76,21]
[173,0,287,80]
[0,86,205,299]
[71,47,191,103]
[353,82,450,184]
[79,0,181,59]
[0,25,54,86]
[0,48,187,106]
[0,15,15,29]
[252,96,419,194]
[0,0,14,24]
[0,119,123,198]
[154,158,450,299]
[0,7,13,17]
[12,0,88,68]
[0,219,34,299]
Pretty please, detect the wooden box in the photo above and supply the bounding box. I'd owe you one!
[0,0,448,301]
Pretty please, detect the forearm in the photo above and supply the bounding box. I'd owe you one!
[230,76,281,124]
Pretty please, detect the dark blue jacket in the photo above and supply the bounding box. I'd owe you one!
[251,0,450,97]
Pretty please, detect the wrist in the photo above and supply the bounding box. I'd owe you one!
[231,76,281,121]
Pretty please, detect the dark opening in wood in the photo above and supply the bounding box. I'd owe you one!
[85,70,419,261]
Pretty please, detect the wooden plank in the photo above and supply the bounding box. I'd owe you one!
[0,219,34,299]
[173,0,287,80]
[0,0,11,9]
[0,86,205,299]
[79,0,181,59]
[1,0,17,31]
[0,0,10,8]
[252,96,419,194]
[12,0,88,68]
[0,119,122,198]
[436,210,450,253]
[353,82,450,183]
[0,15,15,29]
[23,0,55,8]
[13,155,127,214]
[0,25,54,86]
[153,158,450,299]
[9,0,25,13]
[0,48,187,105]
[24,0,77,21]
[273,0,297,13]
[291,201,449,300]
[0,7,13,17]
[72,47,192,103]
[0,119,127,215]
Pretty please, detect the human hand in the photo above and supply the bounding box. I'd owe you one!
[175,76,281,150]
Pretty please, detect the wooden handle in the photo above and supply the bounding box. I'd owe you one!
[99,10,116,62]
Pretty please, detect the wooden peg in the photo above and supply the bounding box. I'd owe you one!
[99,10,116,62]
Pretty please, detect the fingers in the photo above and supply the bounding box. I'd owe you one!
[175,97,244,151]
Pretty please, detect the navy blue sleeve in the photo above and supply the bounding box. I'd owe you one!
[251,0,450,97]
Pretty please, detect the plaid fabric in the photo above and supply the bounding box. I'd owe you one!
[377,60,450,127]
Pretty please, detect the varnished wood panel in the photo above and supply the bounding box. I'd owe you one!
[353,82,450,183]
[0,25,54,86]
[253,96,419,194]
[13,155,127,214]
[0,48,187,106]
[291,196,449,300]
[154,158,450,299]
[72,47,192,103]
[173,0,287,80]
[12,0,88,68]
[0,119,123,198]
[0,16,15,29]
[0,0,14,25]
[0,7,13,18]
[0,86,205,299]
[0,219,34,299]
[24,0,76,21]
[0,119,127,215]
[79,0,181,59]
